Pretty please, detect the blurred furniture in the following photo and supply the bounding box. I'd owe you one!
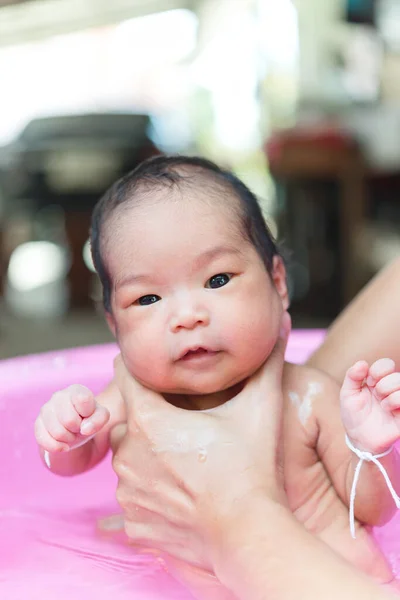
[0,113,161,308]
[266,127,367,319]
[0,224,3,296]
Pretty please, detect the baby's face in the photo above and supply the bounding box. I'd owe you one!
[107,191,288,396]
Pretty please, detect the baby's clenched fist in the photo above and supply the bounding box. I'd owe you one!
[34,384,110,453]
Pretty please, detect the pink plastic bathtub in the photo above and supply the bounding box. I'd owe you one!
[1,330,399,599]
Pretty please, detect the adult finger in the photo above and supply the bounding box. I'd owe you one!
[241,310,291,399]
[113,354,183,421]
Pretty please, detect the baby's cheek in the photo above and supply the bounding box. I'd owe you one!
[125,347,170,391]
[126,353,158,383]
[229,333,275,383]
[238,321,276,360]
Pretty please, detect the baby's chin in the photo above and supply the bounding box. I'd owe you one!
[141,362,266,396]
[130,374,247,410]
[143,375,247,399]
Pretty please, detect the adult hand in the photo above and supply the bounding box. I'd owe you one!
[109,311,291,572]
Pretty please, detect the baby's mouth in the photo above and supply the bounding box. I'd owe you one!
[179,347,219,361]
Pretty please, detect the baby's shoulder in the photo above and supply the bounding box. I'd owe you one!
[282,363,341,434]
[282,362,341,400]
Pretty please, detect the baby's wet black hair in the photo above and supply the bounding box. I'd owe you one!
[90,154,279,312]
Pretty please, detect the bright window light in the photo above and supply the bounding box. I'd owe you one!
[83,238,96,273]
[8,241,69,291]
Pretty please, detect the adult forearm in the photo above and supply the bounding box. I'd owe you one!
[212,496,395,600]
[307,257,400,384]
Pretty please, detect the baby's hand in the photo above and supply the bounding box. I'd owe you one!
[34,384,110,453]
[340,359,400,453]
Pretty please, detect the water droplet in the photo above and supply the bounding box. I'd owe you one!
[198,447,207,462]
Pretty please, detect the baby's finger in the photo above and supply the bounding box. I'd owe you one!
[80,404,110,436]
[366,358,396,387]
[69,385,96,418]
[57,399,83,434]
[341,361,369,395]
[381,391,400,412]
[34,417,69,453]
[41,405,77,444]
[374,372,400,401]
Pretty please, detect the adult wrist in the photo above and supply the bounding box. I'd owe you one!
[209,493,391,600]
[208,491,289,584]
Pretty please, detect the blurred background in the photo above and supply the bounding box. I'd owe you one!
[1,0,400,358]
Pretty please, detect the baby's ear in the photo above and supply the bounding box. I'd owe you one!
[271,255,289,310]
[105,312,117,337]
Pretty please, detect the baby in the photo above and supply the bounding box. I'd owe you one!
[35,155,400,588]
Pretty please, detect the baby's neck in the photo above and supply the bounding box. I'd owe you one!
[164,382,244,411]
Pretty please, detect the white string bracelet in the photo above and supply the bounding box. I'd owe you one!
[345,434,400,539]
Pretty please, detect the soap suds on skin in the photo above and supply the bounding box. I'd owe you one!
[153,427,216,454]
[289,382,322,426]
[198,447,207,462]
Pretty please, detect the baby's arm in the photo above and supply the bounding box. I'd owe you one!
[339,359,400,524]
[315,362,400,527]
[34,379,125,476]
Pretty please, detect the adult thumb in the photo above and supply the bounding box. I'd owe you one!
[113,354,170,416]
[266,310,291,375]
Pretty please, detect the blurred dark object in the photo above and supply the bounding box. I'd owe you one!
[0,224,4,296]
[345,0,376,26]
[266,125,367,321]
[0,0,34,6]
[0,112,161,308]
[1,113,158,210]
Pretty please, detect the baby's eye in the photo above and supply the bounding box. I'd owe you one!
[136,294,161,306]
[206,273,232,289]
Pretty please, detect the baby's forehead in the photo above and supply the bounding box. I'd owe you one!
[102,186,247,267]
[106,180,243,234]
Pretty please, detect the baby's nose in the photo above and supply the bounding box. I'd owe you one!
[169,305,210,332]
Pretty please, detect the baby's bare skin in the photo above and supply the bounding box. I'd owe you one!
[163,361,396,599]
[37,358,398,593]
[160,360,395,583]
[167,360,394,584]
[103,360,395,587]
[100,359,396,600]
[281,362,393,583]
